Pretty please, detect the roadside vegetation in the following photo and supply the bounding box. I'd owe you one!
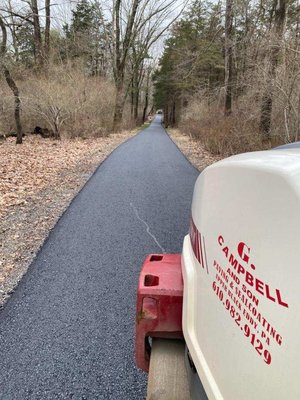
[2,0,297,155]
[154,0,300,156]
[168,128,222,171]
[0,0,184,141]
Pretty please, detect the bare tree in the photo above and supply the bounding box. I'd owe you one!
[0,14,23,144]
[142,65,152,122]
[112,0,140,128]
[224,0,233,115]
[260,0,288,139]
[44,0,51,61]
[30,0,44,67]
[127,3,180,124]
[2,0,52,67]
[6,0,19,61]
[111,0,185,129]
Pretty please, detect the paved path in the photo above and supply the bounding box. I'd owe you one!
[0,117,199,399]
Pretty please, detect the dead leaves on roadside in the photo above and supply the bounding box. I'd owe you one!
[0,131,135,306]
[0,136,106,216]
[168,129,222,171]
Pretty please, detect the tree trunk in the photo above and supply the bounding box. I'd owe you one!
[112,0,140,130]
[8,0,19,61]
[224,0,233,116]
[133,75,139,123]
[260,93,273,138]
[0,15,23,144]
[142,91,149,123]
[169,104,173,127]
[113,81,125,130]
[259,0,287,139]
[172,101,176,126]
[44,0,51,61]
[31,0,44,67]
[164,105,169,128]
[142,69,151,123]
[130,76,134,118]
[4,69,23,144]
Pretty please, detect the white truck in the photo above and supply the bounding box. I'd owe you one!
[135,144,300,399]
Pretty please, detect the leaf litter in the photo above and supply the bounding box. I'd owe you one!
[0,132,135,306]
[168,128,222,171]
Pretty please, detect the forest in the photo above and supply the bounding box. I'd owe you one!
[0,0,182,143]
[154,0,299,154]
[0,0,299,155]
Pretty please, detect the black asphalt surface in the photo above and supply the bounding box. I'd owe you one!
[0,116,199,399]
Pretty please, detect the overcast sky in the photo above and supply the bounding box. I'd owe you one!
[4,0,187,57]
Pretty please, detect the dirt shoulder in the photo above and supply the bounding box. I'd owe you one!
[167,128,222,171]
[0,132,135,306]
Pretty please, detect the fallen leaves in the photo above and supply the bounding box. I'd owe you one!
[0,131,136,306]
[168,128,222,171]
[0,135,124,217]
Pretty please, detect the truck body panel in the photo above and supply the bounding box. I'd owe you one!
[182,149,300,399]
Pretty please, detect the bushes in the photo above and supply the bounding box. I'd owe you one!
[181,97,258,156]
[0,64,116,138]
[180,81,300,157]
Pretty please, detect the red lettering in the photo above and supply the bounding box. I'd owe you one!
[229,253,238,269]
[218,235,224,246]
[237,242,250,263]
[219,236,288,309]
[255,279,264,295]
[246,271,254,287]
[265,285,276,303]
[237,264,245,274]
[223,246,229,257]
[276,334,283,345]
[276,289,289,308]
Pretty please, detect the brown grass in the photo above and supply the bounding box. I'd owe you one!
[0,64,118,138]
[180,93,296,156]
